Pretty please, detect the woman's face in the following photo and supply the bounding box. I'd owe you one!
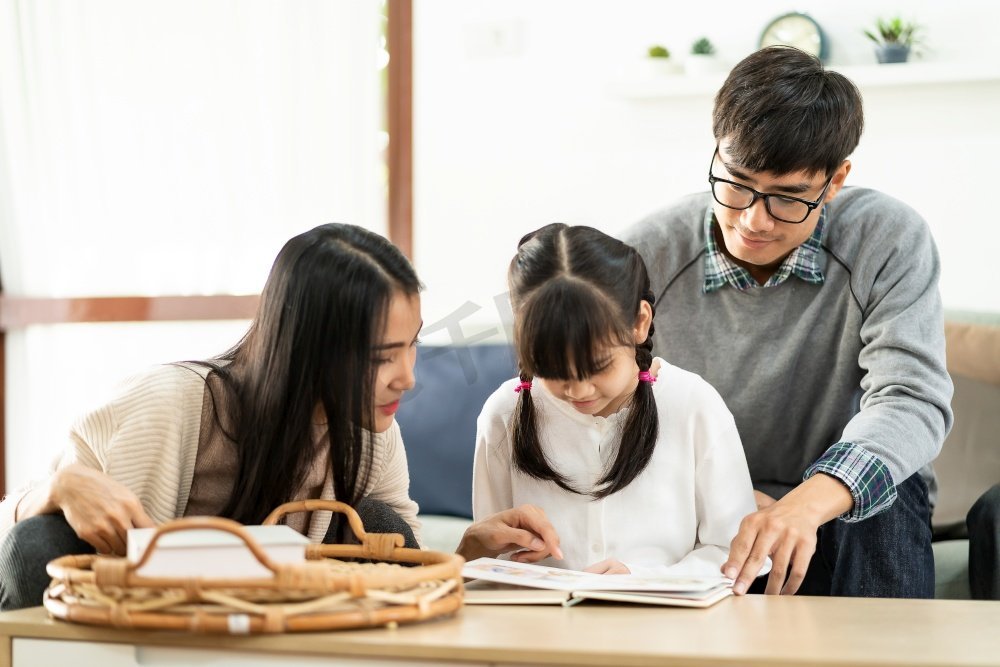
[371,291,422,432]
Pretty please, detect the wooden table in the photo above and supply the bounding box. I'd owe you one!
[1,596,998,667]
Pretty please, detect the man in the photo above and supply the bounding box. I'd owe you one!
[621,46,953,597]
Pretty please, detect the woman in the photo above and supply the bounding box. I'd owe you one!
[0,223,424,609]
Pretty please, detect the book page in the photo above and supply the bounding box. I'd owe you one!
[463,557,732,593]
[569,587,733,608]
[463,579,572,605]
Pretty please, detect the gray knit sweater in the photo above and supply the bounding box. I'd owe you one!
[622,188,953,516]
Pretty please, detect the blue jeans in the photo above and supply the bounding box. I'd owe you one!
[967,484,1000,600]
[0,514,94,611]
[0,498,419,611]
[323,497,419,549]
[751,473,935,597]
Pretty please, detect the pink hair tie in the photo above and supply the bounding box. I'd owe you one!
[638,371,656,384]
[514,380,533,393]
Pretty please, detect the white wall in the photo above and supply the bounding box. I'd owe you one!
[3,321,251,491]
[412,0,1000,341]
[0,0,386,490]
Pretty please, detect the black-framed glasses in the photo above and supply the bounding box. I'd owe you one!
[707,147,832,224]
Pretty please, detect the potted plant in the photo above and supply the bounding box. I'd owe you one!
[864,16,921,64]
[685,36,719,75]
[648,44,670,59]
[691,37,715,57]
[644,44,679,75]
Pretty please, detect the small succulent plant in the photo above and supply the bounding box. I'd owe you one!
[647,44,671,58]
[691,37,715,56]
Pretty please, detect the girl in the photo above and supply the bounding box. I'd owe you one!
[473,223,758,577]
[0,223,424,609]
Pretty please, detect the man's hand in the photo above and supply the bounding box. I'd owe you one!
[722,474,853,596]
[457,504,563,563]
[754,490,777,510]
[49,464,155,555]
[584,559,630,575]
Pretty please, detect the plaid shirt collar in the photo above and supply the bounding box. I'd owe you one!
[703,205,826,293]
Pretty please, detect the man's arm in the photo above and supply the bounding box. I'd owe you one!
[832,200,952,517]
[724,473,852,594]
[724,198,953,595]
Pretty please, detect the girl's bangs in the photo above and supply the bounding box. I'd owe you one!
[516,282,631,381]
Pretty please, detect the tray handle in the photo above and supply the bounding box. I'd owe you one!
[263,500,404,560]
[129,516,281,576]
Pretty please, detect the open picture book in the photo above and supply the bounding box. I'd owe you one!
[461,557,733,608]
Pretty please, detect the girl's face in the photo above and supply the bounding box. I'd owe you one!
[371,291,422,433]
[536,344,640,418]
[534,299,654,419]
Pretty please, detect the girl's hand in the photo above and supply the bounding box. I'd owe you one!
[457,504,563,562]
[50,463,155,555]
[583,559,631,575]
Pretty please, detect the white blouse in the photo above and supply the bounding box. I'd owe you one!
[472,358,756,577]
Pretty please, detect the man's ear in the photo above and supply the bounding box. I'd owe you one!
[824,159,852,203]
[634,300,653,344]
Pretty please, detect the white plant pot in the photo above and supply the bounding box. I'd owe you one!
[642,57,681,77]
[684,54,720,76]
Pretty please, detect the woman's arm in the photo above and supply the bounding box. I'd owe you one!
[0,366,198,553]
[0,416,154,555]
[17,464,153,554]
[459,396,562,562]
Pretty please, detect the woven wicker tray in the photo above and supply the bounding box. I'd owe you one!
[44,500,465,634]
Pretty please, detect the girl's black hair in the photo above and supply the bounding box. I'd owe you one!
[191,223,420,525]
[508,223,658,499]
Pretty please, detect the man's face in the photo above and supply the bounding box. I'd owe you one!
[710,140,849,281]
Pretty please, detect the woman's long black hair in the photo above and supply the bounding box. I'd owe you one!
[192,223,420,525]
[509,223,658,500]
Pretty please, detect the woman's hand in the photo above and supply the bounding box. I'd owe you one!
[584,559,630,575]
[49,464,155,555]
[457,504,563,563]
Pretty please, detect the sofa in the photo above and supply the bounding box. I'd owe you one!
[397,344,515,553]
[398,314,1000,598]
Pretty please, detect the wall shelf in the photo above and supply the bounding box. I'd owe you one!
[611,61,1000,100]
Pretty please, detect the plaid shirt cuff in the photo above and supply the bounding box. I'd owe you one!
[803,442,897,522]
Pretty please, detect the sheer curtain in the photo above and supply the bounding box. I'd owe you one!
[0,0,385,488]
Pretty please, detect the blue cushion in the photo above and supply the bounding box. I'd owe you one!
[397,344,516,518]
